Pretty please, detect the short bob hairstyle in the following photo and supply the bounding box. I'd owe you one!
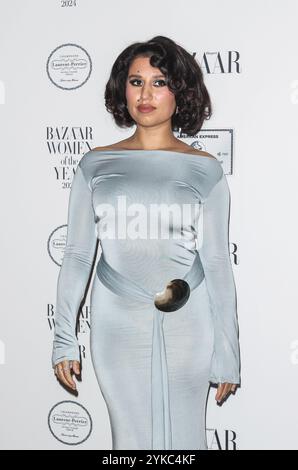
[104,35,212,136]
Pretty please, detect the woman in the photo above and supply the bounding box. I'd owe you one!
[52,35,241,450]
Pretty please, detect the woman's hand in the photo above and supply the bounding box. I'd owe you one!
[215,382,237,403]
[54,360,81,391]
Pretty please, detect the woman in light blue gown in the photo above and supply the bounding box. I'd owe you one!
[52,35,241,450]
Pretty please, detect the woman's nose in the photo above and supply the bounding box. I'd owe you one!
[139,84,154,100]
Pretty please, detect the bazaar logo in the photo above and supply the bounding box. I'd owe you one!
[206,428,237,450]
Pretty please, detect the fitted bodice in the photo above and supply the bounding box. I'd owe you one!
[79,149,223,292]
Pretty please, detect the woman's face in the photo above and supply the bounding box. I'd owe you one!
[125,56,176,126]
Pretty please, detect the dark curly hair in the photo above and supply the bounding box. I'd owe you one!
[104,35,212,136]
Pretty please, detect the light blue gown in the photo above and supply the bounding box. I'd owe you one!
[51,149,241,450]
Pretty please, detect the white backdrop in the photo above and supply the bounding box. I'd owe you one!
[1,0,298,450]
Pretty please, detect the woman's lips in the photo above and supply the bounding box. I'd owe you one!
[137,105,156,113]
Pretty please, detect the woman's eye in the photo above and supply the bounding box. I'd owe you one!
[155,79,167,87]
[129,79,142,86]
[129,79,167,87]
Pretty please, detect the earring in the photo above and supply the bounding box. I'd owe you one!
[175,106,179,114]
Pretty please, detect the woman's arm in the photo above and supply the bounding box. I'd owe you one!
[198,172,241,387]
[51,158,98,370]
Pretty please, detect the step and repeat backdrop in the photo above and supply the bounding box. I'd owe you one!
[1,0,298,450]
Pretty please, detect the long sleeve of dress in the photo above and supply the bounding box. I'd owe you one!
[198,172,241,385]
[51,160,98,369]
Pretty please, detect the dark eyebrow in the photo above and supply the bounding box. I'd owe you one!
[127,74,166,79]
